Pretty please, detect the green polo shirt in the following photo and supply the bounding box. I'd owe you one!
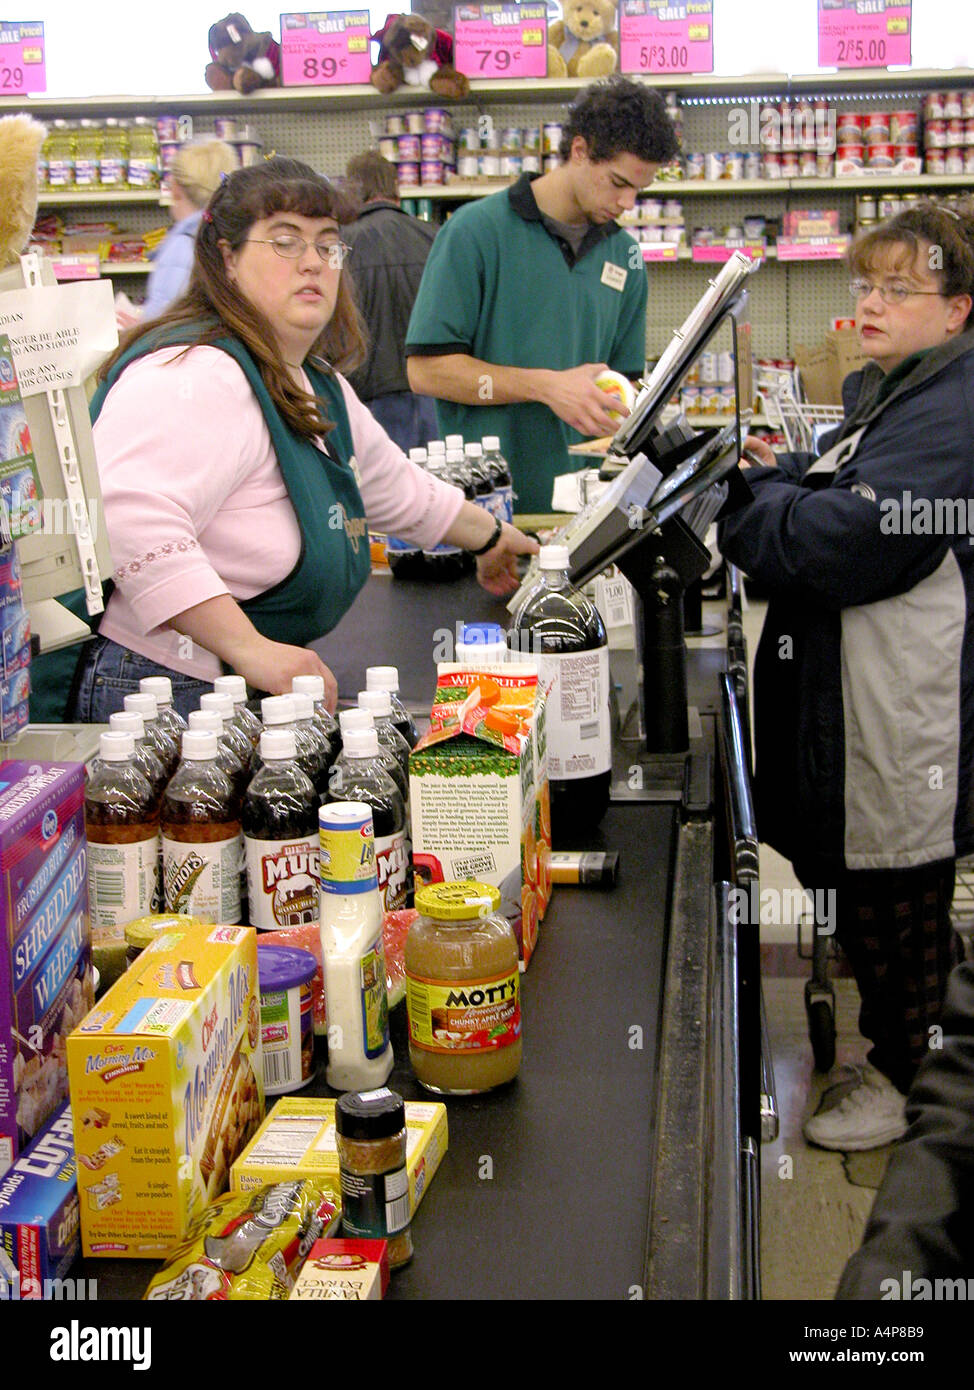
[405,173,647,514]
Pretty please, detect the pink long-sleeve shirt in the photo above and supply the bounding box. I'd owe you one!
[94,345,463,679]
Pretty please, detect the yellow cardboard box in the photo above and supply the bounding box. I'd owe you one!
[66,923,264,1258]
[231,1096,447,1218]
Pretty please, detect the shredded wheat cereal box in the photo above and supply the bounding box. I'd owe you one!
[66,923,263,1257]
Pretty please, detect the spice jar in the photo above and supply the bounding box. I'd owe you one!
[405,881,522,1095]
[335,1088,413,1269]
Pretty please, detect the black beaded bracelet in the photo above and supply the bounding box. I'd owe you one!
[466,515,503,556]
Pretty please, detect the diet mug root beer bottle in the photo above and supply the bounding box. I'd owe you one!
[161,729,242,923]
[244,727,320,930]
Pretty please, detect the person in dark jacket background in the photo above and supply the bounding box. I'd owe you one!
[720,201,974,1152]
[341,151,438,452]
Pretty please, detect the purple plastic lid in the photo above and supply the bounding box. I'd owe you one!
[256,943,317,992]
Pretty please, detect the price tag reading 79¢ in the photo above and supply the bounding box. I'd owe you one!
[280,10,372,86]
[0,20,46,96]
[619,0,714,76]
[454,3,547,80]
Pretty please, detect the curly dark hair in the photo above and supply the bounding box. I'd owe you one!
[558,76,680,165]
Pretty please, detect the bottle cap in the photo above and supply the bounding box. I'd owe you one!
[124,692,158,720]
[291,691,315,722]
[335,1087,405,1141]
[482,435,500,450]
[180,730,218,760]
[260,727,297,761]
[139,676,173,708]
[341,725,379,758]
[427,440,445,454]
[188,710,224,734]
[98,730,135,761]
[464,442,483,457]
[456,621,508,663]
[339,707,372,732]
[261,694,296,726]
[109,710,145,738]
[408,447,427,464]
[539,543,571,571]
[292,674,324,701]
[415,880,501,920]
[213,674,247,704]
[366,665,400,694]
[444,434,464,449]
[320,800,373,827]
[358,688,392,717]
[200,691,236,720]
[445,448,464,465]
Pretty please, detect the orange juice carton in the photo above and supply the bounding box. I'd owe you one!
[66,922,264,1258]
[231,1095,447,1220]
[409,663,550,968]
[0,761,92,1178]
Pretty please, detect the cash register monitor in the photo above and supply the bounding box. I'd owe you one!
[0,256,113,654]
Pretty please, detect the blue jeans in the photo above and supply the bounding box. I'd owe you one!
[70,635,213,724]
[366,391,438,454]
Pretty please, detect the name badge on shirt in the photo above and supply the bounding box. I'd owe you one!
[601,262,627,292]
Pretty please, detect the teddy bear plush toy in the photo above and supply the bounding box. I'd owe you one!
[0,115,45,269]
[205,13,281,94]
[547,0,619,78]
[370,13,470,99]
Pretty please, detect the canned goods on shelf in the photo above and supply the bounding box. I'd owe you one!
[156,116,178,141]
[867,144,896,170]
[699,386,720,414]
[836,144,865,166]
[543,154,560,172]
[857,193,878,219]
[781,151,800,178]
[724,151,744,179]
[404,110,425,134]
[863,113,891,144]
[480,122,501,150]
[500,128,522,150]
[924,92,946,120]
[424,107,450,133]
[398,134,421,161]
[420,160,445,185]
[377,136,398,161]
[815,154,835,177]
[214,117,237,139]
[743,215,766,238]
[159,141,180,171]
[889,110,918,144]
[835,112,865,144]
[763,152,783,179]
[398,161,420,187]
[420,133,440,159]
[717,351,734,383]
[925,120,947,148]
[457,127,479,151]
[944,91,964,119]
[522,153,541,173]
[681,386,700,413]
[798,151,817,177]
[719,385,736,412]
[542,122,562,153]
[699,351,718,383]
[500,153,522,177]
[965,149,974,175]
[946,118,966,146]
[925,149,946,174]
[945,149,965,175]
[684,151,705,179]
[523,126,541,151]
[457,153,479,178]
[963,92,974,119]
[480,153,501,177]
[386,114,406,136]
[642,223,664,242]
[662,199,682,219]
[743,152,762,179]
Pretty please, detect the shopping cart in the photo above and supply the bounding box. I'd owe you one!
[759,380,845,454]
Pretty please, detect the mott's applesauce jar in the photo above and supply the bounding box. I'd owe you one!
[405,882,522,1095]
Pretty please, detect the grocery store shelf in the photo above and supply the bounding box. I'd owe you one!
[8,68,971,117]
[38,189,164,205]
[408,171,974,202]
[100,262,150,274]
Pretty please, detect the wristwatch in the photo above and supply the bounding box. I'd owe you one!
[466,515,503,556]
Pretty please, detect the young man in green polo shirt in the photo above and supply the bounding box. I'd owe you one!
[405,77,680,515]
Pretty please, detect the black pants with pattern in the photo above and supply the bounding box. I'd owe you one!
[794,856,964,1095]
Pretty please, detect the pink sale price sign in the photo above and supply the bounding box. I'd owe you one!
[454,4,548,80]
[817,0,911,69]
[280,10,372,86]
[0,21,45,96]
[619,0,713,77]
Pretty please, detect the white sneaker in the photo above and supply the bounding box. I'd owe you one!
[803,1064,907,1151]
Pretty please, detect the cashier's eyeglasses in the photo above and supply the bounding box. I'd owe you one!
[245,234,352,267]
[849,279,945,305]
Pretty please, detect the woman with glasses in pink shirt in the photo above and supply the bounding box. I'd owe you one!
[31,157,535,723]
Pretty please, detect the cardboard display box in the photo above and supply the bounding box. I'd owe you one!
[794,328,870,406]
[0,1101,78,1298]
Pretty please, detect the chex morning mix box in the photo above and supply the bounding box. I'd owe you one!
[66,922,264,1257]
[0,761,92,1178]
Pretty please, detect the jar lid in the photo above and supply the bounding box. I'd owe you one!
[124,914,196,949]
[415,880,501,920]
[336,1087,405,1140]
[256,943,316,991]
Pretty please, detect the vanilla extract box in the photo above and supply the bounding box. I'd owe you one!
[0,761,92,1178]
[410,663,551,968]
[231,1096,447,1219]
[66,923,264,1258]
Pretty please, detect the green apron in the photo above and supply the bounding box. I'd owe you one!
[30,331,371,721]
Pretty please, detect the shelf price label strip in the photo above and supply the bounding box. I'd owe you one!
[279,10,372,87]
[0,19,45,96]
[453,3,548,80]
[619,0,714,77]
[817,0,912,70]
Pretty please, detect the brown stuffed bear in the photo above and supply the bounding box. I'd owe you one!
[205,13,281,94]
[0,115,45,267]
[370,13,470,100]
[547,0,619,79]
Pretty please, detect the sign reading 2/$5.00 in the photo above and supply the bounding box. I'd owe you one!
[817,0,911,69]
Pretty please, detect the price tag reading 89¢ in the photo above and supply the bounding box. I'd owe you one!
[0,20,46,96]
[280,10,372,87]
[453,3,548,80]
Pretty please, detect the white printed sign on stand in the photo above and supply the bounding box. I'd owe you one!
[0,281,117,396]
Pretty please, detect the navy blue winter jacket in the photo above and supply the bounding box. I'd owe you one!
[719,332,974,873]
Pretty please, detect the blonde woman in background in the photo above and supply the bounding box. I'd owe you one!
[141,138,239,318]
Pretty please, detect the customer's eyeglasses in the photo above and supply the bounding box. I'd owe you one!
[849,279,944,305]
[246,234,351,265]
